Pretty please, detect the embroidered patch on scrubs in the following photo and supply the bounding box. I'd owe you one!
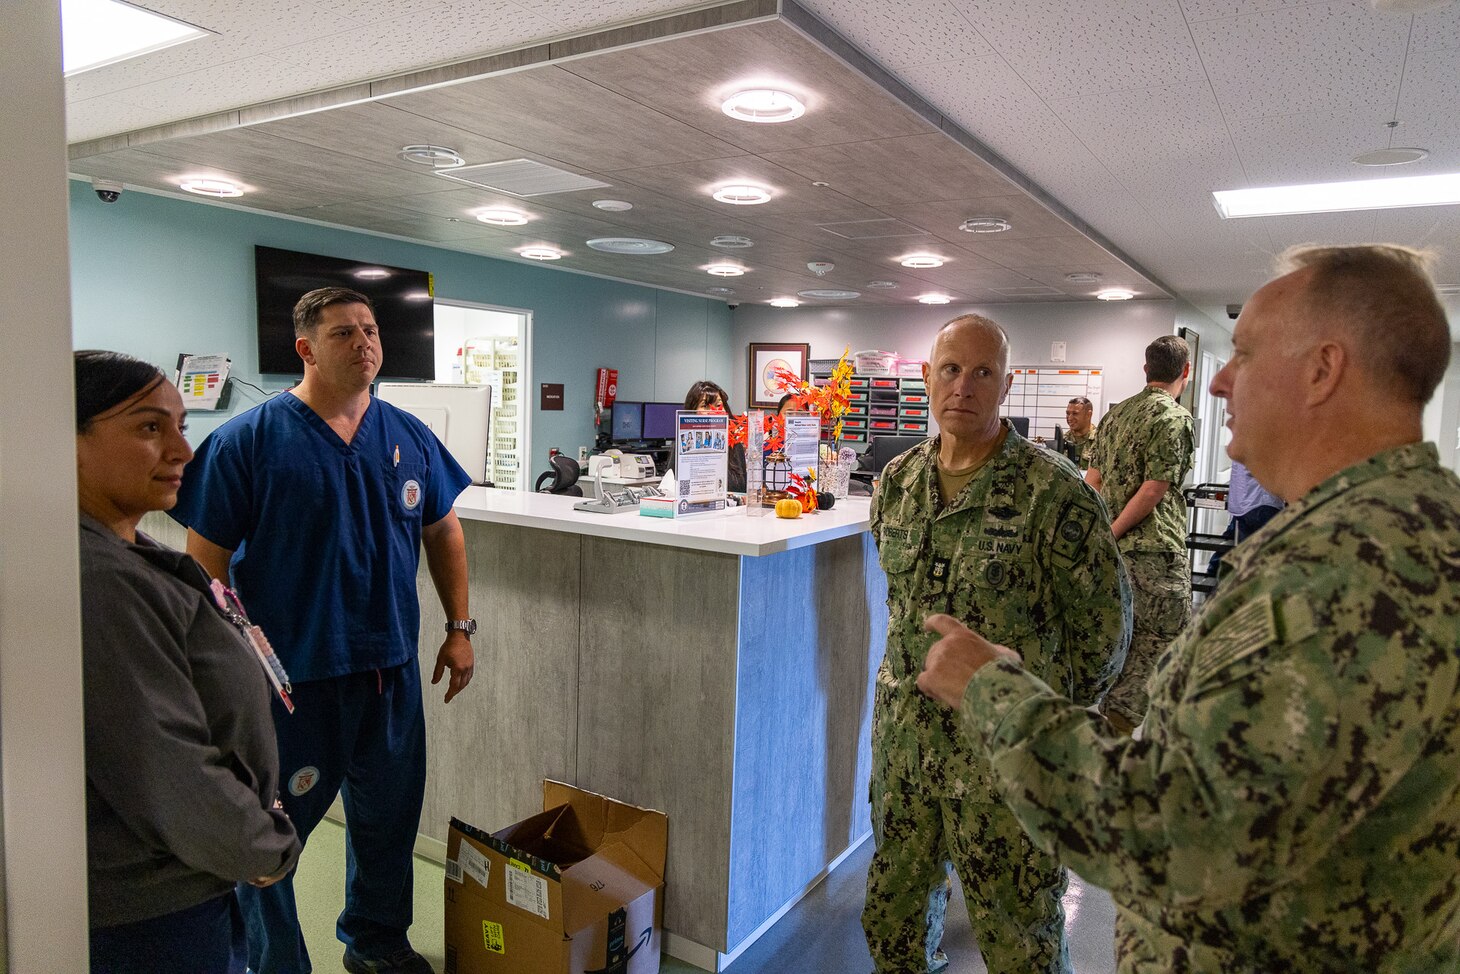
[401,479,422,511]
[288,765,320,796]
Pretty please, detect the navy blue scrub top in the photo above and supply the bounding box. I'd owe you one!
[171,393,471,682]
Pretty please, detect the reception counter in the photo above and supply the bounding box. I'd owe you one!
[419,489,886,970]
[142,489,887,971]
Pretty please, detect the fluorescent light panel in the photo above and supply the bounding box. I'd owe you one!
[1213,172,1460,219]
[62,0,209,76]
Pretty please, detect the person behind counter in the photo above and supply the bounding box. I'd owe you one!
[75,350,299,974]
[681,379,747,492]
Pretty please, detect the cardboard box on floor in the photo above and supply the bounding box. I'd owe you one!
[444,780,667,974]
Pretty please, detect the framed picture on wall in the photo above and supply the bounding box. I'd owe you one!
[1178,326,1201,417]
[748,342,810,408]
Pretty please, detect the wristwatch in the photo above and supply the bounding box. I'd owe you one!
[445,619,477,637]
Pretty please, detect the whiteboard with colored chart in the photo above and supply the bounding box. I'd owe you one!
[1000,366,1104,443]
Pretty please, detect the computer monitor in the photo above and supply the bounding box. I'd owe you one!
[611,401,644,441]
[642,402,680,440]
[870,434,927,474]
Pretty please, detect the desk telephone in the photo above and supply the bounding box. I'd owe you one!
[573,484,665,515]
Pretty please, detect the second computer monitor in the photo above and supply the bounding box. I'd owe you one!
[642,402,680,440]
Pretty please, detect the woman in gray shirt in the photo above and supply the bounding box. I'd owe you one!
[76,351,300,974]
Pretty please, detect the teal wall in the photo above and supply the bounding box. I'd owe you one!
[67,180,734,463]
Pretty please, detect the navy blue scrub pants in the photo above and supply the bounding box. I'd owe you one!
[239,661,427,974]
[91,891,246,974]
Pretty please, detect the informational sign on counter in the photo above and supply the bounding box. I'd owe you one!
[783,413,820,484]
[674,411,729,516]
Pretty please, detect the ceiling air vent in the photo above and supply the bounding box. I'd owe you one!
[992,285,1065,297]
[818,218,930,240]
[434,159,610,197]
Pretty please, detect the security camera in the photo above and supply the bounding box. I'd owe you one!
[727,301,740,310]
[1226,304,1242,320]
[93,178,123,204]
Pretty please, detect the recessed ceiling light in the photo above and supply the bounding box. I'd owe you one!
[179,178,243,198]
[706,264,746,277]
[1096,288,1135,301]
[959,217,1013,233]
[519,247,562,261]
[1065,272,1103,284]
[1352,147,1430,167]
[475,208,529,226]
[1212,172,1460,218]
[711,234,754,249]
[798,288,861,300]
[592,199,633,211]
[397,145,465,168]
[721,89,806,124]
[707,286,736,295]
[586,237,675,254]
[865,280,899,289]
[61,0,209,75]
[918,294,952,304]
[770,298,801,308]
[354,268,390,280]
[712,184,772,205]
[403,291,433,302]
[900,254,945,268]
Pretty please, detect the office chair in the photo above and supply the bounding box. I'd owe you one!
[534,454,584,496]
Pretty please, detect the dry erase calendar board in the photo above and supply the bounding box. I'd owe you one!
[1001,367,1104,442]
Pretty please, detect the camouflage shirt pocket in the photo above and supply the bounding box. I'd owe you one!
[877,522,925,576]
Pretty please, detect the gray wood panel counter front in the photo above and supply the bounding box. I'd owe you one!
[141,490,888,971]
[421,489,888,970]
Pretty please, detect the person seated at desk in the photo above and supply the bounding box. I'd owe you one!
[679,379,747,492]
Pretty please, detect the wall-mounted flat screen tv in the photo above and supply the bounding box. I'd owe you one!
[254,245,436,380]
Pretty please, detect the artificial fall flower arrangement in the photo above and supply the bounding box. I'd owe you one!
[729,347,855,451]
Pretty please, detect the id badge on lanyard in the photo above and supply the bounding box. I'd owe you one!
[209,579,296,714]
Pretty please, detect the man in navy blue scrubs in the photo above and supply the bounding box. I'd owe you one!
[172,287,475,974]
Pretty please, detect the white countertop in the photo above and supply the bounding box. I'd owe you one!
[453,487,871,556]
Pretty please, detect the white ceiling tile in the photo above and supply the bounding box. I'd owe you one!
[1258,210,1381,250]
[1177,0,1314,23]
[529,0,712,32]
[1396,48,1460,154]
[266,3,559,77]
[66,55,337,144]
[1408,1,1460,52]
[1050,82,1246,196]
[305,0,455,21]
[1229,111,1409,185]
[63,0,366,102]
[1193,1,1409,119]
[948,0,1205,99]
[799,0,995,70]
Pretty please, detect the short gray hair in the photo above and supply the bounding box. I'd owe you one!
[1276,243,1449,405]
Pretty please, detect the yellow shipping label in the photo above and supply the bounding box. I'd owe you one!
[482,920,505,954]
[508,858,531,873]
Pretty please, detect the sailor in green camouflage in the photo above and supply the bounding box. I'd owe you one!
[864,314,1130,974]
[1061,396,1097,470]
[1087,338,1195,731]
[916,244,1460,973]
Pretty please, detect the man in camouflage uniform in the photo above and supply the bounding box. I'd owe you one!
[1059,396,1097,469]
[863,314,1130,974]
[917,244,1460,973]
[1087,337,1195,732]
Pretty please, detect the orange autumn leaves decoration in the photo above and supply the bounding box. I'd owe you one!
[729,347,855,449]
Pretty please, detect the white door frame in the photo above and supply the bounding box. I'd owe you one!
[435,298,533,490]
